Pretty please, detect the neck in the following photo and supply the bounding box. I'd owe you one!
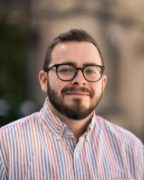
[48,101,94,140]
[62,113,93,141]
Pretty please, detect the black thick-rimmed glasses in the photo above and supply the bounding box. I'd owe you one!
[44,63,105,82]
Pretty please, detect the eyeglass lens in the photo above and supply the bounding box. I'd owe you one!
[57,64,103,82]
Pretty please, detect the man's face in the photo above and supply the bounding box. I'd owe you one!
[40,41,107,120]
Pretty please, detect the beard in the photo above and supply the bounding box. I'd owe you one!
[47,82,103,120]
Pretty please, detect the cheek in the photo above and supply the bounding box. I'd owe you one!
[92,83,103,97]
[48,76,66,95]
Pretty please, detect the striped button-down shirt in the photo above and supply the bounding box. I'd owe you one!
[0,98,144,180]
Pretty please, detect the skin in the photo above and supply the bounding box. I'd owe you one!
[39,41,107,140]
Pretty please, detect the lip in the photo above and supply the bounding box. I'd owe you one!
[64,91,90,96]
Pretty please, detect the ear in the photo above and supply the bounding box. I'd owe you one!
[39,70,48,93]
[102,75,107,92]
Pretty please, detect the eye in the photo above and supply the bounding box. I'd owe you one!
[58,65,74,74]
[84,67,98,74]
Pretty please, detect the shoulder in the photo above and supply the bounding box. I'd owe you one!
[95,115,144,149]
[0,112,40,136]
[93,116,144,177]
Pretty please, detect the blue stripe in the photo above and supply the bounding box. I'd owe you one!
[0,99,143,179]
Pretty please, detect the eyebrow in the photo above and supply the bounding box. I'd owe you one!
[59,61,102,67]
[82,63,102,66]
[59,61,76,66]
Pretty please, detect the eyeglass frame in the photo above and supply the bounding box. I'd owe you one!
[43,63,105,82]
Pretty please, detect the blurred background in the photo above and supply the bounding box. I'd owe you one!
[0,0,144,141]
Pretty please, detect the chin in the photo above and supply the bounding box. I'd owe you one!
[66,97,90,103]
[66,102,91,112]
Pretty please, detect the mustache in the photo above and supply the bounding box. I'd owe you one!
[62,86,94,96]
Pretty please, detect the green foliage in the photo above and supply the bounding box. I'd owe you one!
[0,18,31,124]
[0,18,29,101]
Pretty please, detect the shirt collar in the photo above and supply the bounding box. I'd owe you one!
[40,98,97,140]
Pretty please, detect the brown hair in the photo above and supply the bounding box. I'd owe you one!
[43,29,104,71]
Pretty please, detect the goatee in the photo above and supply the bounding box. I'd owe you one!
[47,82,102,120]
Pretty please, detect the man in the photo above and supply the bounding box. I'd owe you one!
[0,29,144,179]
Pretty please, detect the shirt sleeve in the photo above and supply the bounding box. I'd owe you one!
[0,144,6,180]
[0,130,7,180]
[137,142,144,179]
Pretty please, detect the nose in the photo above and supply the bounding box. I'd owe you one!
[71,70,86,85]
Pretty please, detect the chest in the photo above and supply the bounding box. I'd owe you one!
[5,133,136,180]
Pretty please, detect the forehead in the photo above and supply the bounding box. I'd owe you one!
[51,41,102,66]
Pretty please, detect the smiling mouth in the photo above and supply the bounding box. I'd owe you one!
[64,91,90,96]
[62,87,93,97]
